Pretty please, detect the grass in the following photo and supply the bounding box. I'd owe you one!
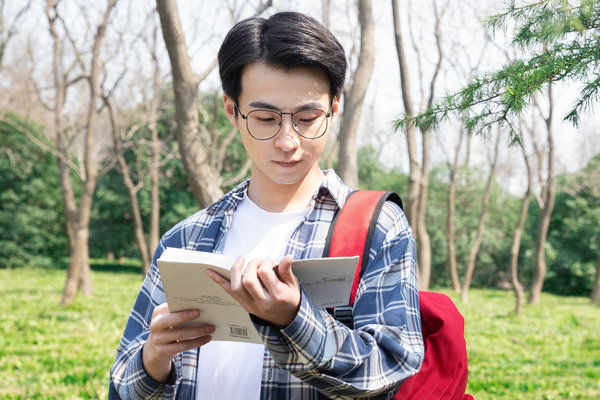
[0,266,599,399]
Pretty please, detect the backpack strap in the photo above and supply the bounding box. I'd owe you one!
[323,190,403,327]
[323,190,403,305]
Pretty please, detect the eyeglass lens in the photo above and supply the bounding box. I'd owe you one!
[246,109,328,140]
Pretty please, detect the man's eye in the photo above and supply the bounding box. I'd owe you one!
[256,116,276,123]
[251,112,279,124]
[298,117,318,124]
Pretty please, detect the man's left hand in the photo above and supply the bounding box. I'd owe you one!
[206,255,301,327]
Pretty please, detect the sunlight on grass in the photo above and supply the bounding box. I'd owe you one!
[442,290,600,399]
[1,267,599,399]
[0,267,142,399]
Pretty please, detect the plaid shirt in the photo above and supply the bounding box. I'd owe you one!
[109,170,423,400]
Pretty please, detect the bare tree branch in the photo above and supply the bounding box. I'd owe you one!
[0,114,82,176]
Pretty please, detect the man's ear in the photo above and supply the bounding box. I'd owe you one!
[223,95,238,127]
[330,96,341,124]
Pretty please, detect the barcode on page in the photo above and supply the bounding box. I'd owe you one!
[229,325,249,338]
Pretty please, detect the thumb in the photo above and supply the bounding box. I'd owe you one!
[277,255,296,286]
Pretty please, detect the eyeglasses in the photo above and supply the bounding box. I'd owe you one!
[235,103,332,141]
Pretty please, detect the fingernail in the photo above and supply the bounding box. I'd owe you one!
[189,310,200,318]
[205,325,215,333]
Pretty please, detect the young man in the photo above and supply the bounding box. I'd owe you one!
[110,11,423,400]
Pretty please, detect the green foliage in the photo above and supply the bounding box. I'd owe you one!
[426,164,521,288]
[199,93,250,192]
[89,92,248,259]
[396,0,600,136]
[357,145,408,192]
[357,145,521,289]
[542,154,599,295]
[2,265,599,398]
[0,114,66,268]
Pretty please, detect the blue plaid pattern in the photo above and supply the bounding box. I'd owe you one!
[109,170,423,399]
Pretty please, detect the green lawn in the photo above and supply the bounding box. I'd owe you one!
[0,266,598,399]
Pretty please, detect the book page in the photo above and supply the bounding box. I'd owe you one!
[291,257,359,308]
[158,248,260,343]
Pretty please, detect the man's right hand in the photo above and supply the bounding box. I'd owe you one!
[142,303,215,382]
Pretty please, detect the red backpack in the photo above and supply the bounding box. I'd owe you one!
[324,190,473,400]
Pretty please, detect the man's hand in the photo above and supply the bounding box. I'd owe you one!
[206,255,301,327]
[142,303,215,383]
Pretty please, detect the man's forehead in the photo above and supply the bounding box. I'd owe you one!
[238,62,332,108]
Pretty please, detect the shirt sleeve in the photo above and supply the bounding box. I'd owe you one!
[252,201,424,399]
[109,241,185,400]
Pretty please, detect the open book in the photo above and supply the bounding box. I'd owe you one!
[157,247,358,343]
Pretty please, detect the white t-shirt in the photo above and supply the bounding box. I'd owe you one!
[195,194,309,400]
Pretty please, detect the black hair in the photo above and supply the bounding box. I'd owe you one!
[218,11,347,103]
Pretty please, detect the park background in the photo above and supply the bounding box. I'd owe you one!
[1,0,599,398]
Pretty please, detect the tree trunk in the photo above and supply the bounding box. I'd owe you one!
[46,0,118,305]
[156,0,223,208]
[416,128,432,289]
[446,128,464,293]
[591,239,600,304]
[528,84,556,305]
[461,130,501,303]
[148,87,161,272]
[392,0,445,289]
[391,0,419,231]
[509,141,533,315]
[336,0,374,189]
[107,99,152,273]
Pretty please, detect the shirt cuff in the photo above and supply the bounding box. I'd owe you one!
[130,345,178,397]
[253,287,330,370]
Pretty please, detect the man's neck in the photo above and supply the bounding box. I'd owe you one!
[246,168,325,213]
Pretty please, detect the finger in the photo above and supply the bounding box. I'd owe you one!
[152,308,201,331]
[155,324,216,345]
[257,259,282,291]
[153,331,213,357]
[241,258,270,301]
[228,255,246,291]
[153,302,170,315]
[169,334,213,353]
[276,255,297,286]
[206,268,232,295]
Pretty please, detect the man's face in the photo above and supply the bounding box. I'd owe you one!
[224,62,338,188]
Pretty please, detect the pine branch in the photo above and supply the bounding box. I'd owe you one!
[396,0,600,139]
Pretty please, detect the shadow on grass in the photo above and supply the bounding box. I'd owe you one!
[90,261,141,275]
[30,258,143,275]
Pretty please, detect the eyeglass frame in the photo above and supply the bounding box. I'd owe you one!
[234,102,334,141]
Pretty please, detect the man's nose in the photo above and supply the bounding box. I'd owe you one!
[274,114,300,151]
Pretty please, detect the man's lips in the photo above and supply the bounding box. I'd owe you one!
[273,160,301,168]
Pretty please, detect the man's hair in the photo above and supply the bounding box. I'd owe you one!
[218,11,347,103]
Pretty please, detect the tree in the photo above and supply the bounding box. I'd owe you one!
[155,0,223,207]
[460,129,501,302]
[336,0,374,188]
[101,11,168,274]
[398,0,600,135]
[527,85,556,304]
[396,0,599,299]
[156,0,271,208]
[0,1,31,65]
[507,119,533,315]
[391,0,448,290]
[44,0,119,305]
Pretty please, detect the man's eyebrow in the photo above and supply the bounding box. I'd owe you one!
[247,101,327,111]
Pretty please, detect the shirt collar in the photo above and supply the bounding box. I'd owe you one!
[207,169,352,214]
